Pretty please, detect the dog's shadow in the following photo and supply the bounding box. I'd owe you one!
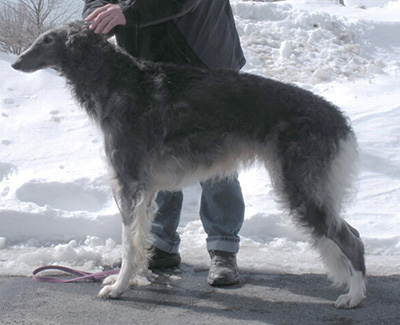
[99,264,356,321]
[37,264,400,324]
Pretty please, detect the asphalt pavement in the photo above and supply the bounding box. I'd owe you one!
[1,264,399,325]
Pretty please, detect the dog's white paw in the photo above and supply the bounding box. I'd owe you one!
[335,292,364,309]
[130,274,151,286]
[98,284,124,299]
[102,274,119,287]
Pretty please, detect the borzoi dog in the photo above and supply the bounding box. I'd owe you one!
[12,22,365,308]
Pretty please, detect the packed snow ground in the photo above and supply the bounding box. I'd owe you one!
[0,0,399,277]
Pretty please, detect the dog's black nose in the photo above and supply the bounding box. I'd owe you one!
[11,61,21,70]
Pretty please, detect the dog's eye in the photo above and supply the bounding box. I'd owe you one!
[43,36,53,44]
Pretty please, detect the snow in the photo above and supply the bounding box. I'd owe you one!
[1,0,399,277]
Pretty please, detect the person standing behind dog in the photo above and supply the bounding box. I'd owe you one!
[83,0,246,286]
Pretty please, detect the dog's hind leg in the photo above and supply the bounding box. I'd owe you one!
[277,135,366,308]
[99,179,156,299]
[290,200,366,308]
[314,221,366,308]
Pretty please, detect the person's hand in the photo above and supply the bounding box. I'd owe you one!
[85,4,127,34]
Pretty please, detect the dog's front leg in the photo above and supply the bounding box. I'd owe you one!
[99,221,136,298]
[99,181,155,299]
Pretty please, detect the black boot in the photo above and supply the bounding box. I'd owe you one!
[207,250,240,286]
[148,246,181,270]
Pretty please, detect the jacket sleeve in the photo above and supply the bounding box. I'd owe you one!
[119,0,203,27]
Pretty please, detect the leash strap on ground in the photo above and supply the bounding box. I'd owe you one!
[32,265,120,283]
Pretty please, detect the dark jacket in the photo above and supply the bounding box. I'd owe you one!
[82,0,246,70]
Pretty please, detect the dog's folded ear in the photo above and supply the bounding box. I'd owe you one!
[65,21,105,54]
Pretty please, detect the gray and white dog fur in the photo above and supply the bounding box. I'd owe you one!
[12,22,366,308]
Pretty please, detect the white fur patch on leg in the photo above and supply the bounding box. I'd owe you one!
[314,236,366,308]
[315,236,351,287]
[335,269,366,309]
[99,224,134,299]
[98,194,154,299]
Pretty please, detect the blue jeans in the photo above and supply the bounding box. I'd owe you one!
[151,176,245,254]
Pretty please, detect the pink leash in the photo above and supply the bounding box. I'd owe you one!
[32,265,120,283]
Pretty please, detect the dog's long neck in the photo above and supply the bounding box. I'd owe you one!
[61,33,142,121]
